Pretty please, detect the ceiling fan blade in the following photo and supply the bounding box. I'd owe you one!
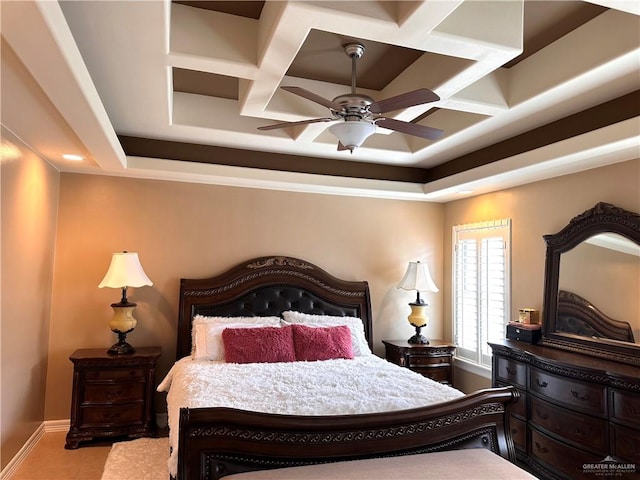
[257,117,333,131]
[281,86,344,112]
[376,117,444,141]
[369,88,440,114]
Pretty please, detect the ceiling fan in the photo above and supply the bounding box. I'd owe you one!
[258,43,444,153]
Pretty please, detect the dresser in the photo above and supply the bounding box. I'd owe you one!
[489,340,640,479]
[65,347,161,449]
[382,340,455,385]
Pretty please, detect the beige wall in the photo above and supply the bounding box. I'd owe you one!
[444,158,640,392]
[44,173,445,419]
[2,136,638,457]
[1,128,59,468]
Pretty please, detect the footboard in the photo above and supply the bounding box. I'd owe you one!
[176,386,519,480]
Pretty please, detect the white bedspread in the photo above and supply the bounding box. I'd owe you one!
[157,355,464,477]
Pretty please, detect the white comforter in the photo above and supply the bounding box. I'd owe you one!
[157,354,464,477]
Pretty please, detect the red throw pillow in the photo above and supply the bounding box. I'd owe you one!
[222,325,296,364]
[292,324,354,361]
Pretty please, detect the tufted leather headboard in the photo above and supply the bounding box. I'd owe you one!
[176,256,373,360]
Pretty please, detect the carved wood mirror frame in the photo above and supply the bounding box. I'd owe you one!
[541,202,640,366]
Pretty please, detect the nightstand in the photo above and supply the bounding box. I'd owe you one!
[382,340,455,385]
[65,347,161,449]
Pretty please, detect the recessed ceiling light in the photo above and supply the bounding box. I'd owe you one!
[62,154,84,161]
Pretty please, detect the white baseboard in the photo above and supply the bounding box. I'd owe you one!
[0,420,70,480]
[44,419,70,433]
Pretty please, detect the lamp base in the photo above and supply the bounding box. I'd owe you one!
[407,325,429,345]
[107,330,136,355]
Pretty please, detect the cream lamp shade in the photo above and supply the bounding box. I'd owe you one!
[99,252,152,355]
[397,261,439,344]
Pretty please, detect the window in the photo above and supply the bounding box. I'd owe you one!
[453,219,511,368]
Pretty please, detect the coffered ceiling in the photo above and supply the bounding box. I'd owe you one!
[1,1,638,201]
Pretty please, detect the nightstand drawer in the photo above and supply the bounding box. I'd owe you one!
[411,366,450,383]
[408,355,451,367]
[83,367,146,382]
[83,382,145,403]
[81,404,144,426]
[382,340,455,385]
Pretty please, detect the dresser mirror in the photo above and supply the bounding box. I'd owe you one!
[541,202,640,365]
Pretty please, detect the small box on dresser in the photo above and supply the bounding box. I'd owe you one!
[65,347,161,449]
[506,322,541,344]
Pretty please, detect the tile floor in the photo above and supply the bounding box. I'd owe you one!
[9,431,111,480]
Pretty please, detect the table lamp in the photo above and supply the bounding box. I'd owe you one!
[98,252,153,355]
[397,261,439,344]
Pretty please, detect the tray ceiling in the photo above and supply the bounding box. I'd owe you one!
[1,1,638,201]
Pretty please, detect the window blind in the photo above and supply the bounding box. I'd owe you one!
[453,219,510,367]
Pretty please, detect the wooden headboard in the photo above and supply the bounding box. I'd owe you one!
[556,290,635,342]
[176,256,373,360]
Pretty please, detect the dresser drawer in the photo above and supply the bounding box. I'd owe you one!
[612,423,640,463]
[496,381,526,418]
[83,382,145,404]
[495,357,527,389]
[81,404,144,426]
[529,367,606,417]
[510,415,526,451]
[83,367,146,382]
[408,355,451,367]
[530,428,602,480]
[530,396,608,454]
[610,389,640,428]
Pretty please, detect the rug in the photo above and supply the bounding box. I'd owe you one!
[101,437,169,480]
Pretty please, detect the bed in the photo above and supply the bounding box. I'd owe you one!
[160,256,520,480]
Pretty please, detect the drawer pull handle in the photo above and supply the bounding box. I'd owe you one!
[103,412,121,421]
[574,427,587,437]
[571,390,589,402]
[537,410,549,420]
[106,390,123,399]
[535,379,548,388]
[534,441,548,454]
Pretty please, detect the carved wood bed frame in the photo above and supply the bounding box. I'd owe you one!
[174,256,519,480]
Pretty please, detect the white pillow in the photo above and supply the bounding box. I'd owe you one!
[281,311,372,356]
[192,315,281,361]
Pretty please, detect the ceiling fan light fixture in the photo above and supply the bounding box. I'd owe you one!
[329,120,375,153]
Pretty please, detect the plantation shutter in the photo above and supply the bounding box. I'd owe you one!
[453,220,510,367]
